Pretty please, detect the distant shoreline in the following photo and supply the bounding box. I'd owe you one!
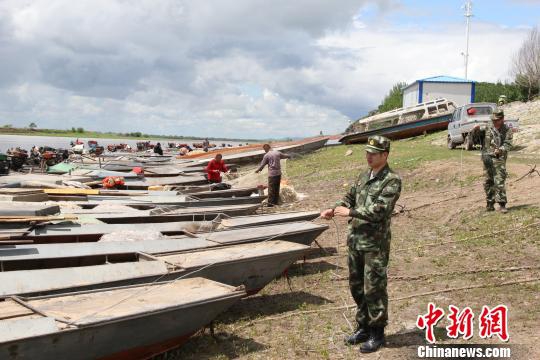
[0,127,265,143]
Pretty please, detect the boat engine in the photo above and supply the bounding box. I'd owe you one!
[0,153,9,175]
[7,148,28,171]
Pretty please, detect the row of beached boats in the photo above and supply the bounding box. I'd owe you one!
[0,137,329,359]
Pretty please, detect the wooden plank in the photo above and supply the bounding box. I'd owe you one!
[44,188,100,195]
[0,261,169,296]
[0,215,78,223]
[30,278,237,326]
[0,188,45,195]
[0,316,59,342]
[0,299,34,320]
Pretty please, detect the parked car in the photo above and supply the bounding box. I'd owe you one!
[447,103,519,150]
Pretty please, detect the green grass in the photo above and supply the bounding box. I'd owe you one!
[288,132,477,183]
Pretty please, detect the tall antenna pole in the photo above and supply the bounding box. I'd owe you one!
[463,1,473,79]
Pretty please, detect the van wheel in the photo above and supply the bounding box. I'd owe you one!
[464,134,474,151]
[447,136,456,149]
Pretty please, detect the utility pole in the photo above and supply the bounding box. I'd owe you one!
[463,0,473,79]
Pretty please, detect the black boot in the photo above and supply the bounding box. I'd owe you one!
[486,202,495,212]
[344,327,369,345]
[360,327,385,353]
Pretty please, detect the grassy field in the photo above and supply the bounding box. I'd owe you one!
[165,133,540,359]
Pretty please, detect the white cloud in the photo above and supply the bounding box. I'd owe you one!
[0,1,532,138]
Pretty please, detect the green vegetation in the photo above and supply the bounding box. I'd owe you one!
[0,125,263,142]
[474,82,525,103]
[378,82,407,113]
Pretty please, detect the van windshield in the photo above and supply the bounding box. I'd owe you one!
[466,106,492,116]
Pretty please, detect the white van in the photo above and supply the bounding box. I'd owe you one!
[447,103,519,150]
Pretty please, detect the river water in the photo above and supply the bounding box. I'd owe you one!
[0,134,247,152]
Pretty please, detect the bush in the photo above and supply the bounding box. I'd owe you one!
[474,82,525,103]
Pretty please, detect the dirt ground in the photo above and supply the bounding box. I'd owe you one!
[165,137,540,360]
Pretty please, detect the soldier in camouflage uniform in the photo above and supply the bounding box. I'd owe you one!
[320,135,401,353]
[476,108,513,213]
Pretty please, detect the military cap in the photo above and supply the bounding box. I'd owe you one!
[366,135,391,153]
[491,108,504,121]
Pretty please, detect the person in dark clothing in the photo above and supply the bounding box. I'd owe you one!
[153,142,163,156]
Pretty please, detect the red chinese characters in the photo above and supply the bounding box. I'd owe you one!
[479,305,509,342]
[416,304,509,343]
[416,303,445,343]
[446,305,474,340]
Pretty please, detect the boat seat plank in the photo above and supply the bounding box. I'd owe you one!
[160,240,308,269]
[0,299,35,320]
[200,222,323,244]
[0,316,59,343]
[0,261,169,297]
[29,278,238,326]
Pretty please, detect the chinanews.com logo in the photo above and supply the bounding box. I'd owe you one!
[415,303,512,359]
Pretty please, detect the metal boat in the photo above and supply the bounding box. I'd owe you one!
[0,278,244,359]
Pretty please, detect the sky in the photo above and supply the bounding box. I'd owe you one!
[0,0,538,139]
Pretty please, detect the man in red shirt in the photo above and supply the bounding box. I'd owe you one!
[205,153,229,183]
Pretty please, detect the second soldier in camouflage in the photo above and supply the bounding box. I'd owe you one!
[320,135,401,353]
[480,108,513,212]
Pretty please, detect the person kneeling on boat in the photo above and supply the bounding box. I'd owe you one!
[205,153,229,183]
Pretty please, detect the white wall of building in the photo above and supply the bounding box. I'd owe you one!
[402,83,419,108]
[422,82,472,107]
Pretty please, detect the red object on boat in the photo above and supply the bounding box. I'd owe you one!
[102,176,125,189]
[467,108,476,115]
[132,167,144,175]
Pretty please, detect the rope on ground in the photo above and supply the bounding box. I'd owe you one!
[394,194,467,215]
[394,220,540,253]
[513,164,539,183]
[233,277,540,330]
[329,265,540,282]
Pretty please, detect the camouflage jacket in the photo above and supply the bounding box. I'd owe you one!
[482,124,513,159]
[335,164,401,252]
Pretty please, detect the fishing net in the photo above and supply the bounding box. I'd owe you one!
[99,230,166,242]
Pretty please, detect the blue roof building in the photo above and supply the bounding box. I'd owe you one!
[402,75,476,107]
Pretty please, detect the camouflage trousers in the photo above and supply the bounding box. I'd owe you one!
[482,155,507,205]
[348,247,389,328]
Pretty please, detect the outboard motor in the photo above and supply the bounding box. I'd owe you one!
[0,153,10,175]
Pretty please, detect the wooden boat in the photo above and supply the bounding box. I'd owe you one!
[21,219,327,244]
[340,98,456,144]
[0,278,244,359]
[0,240,309,297]
[175,221,328,247]
[185,187,258,199]
[75,194,267,209]
[196,137,329,165]
[0,222,328,258]
[121,175,208,189]
[71,204,262,223]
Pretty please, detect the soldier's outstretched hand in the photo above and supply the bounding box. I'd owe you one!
[320,208,334,219]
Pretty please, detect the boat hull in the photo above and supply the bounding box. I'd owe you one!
[0,281,244,360]
[339,114,452,144]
